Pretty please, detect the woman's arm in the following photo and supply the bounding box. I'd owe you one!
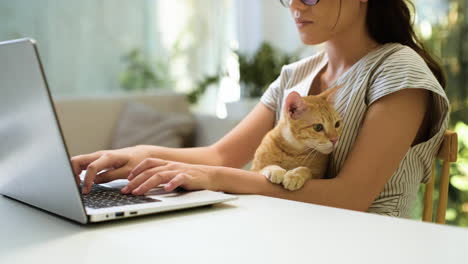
[75,103,275,193]
[211,103,276,168]
[214,88,429,212]
[141,145,223,167]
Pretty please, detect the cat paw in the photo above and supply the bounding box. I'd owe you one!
[261,165,287,184]
[282,174,305,191]
[282,168,310,191]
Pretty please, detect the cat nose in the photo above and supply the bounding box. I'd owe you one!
[330,138,338,145]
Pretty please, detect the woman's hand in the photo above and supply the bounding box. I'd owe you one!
[71,145,152,194]
[122,158,219,195]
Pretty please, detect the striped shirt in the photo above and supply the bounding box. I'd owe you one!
[260,43,449,218]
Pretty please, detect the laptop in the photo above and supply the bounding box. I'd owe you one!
[0,38,237,224]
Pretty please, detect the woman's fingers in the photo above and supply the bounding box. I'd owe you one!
[94,167,129,184]
[82,153,129,194]
[121,169,157,194]
[128,158,168,180]
[123,170,177,195]
[70,152,103,182]
[132,171,179,195]
[129,163,172,183]
[164,173,187,192]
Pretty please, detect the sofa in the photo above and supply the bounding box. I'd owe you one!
[53,92,241,158]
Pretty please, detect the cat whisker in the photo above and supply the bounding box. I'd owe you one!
[296,149,309,165]
[298,146,313,155]
[302,151,314,166]
[296,147,314,164]
[298,147,317,166]
[311,151,319,161]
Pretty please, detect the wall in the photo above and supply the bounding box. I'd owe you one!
[236,0,317,56]
[0,0,152,96]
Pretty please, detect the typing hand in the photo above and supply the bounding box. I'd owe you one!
[70,146,151,194]
[121,158,218,195]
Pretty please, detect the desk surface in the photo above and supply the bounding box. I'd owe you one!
[0,194,467,264]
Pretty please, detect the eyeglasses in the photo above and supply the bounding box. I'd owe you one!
[280,0,320,8]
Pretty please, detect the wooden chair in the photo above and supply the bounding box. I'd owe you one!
[422,130,458,224]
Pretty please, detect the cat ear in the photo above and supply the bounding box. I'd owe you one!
[318,84,342,104]
[285,91,307,120]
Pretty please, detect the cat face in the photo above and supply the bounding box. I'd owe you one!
[283,88,342,154]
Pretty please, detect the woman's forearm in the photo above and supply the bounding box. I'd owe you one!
[214,166,367,212]
[139,145,224,167]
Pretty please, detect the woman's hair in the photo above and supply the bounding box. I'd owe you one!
[366,0,446,89]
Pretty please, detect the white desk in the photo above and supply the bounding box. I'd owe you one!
[0,194,467,264]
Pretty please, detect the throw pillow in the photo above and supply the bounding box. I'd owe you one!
[111,101,195,149]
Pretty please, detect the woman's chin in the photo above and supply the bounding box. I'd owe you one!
[299,35,329,46]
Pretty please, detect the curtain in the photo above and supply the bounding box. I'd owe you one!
[157,0,235,115]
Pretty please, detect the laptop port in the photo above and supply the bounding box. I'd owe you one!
[115,212,124,217]
[130,211,137,215]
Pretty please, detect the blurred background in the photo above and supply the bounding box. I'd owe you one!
[0,0,466,227]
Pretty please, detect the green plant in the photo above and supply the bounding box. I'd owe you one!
[186,42,299,104]
[119,48,171,92]
[412,0,468,227]
[417,1,468,124]
[187,75,221,104]
[446,121,468,225]
[237,42,298,98]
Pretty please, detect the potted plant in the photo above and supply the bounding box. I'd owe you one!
[225,42,298,118]
[188,42,298,117]
[119,48,173,92]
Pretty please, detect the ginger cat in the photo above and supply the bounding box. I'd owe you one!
[251,86,342,191]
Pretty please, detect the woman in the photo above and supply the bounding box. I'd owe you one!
[73,0,449,218]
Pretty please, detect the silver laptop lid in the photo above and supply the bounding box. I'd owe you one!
[0,38,87,224]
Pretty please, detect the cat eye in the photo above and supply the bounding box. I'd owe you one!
[335,121,340,128]
[312,124,324,132]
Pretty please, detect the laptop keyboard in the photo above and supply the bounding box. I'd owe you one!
[81,184,161,209]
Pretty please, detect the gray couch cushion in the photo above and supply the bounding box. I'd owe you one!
[111,101,195,149]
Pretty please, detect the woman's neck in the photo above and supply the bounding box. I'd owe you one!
[324,14,379,80]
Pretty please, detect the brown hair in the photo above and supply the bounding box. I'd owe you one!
[366,0,446,89]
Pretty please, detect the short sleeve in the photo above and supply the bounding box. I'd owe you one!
[260,67,287,112]
[366,46,449,140]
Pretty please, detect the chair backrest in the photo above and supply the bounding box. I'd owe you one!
[422,130,458,224]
